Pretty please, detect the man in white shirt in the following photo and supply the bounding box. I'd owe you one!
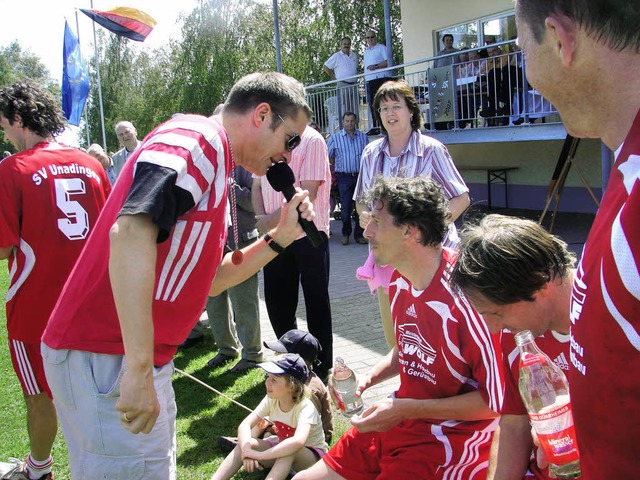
[112,120,141,178]
[363,30,391,133]
[324,37,359,120]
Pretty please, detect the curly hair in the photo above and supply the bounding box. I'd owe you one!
[451,214,576,305]
[363,176,451,247]
[372,79,423,135]
[0,82,66,138]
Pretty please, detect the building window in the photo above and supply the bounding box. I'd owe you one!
[434,10,515,55]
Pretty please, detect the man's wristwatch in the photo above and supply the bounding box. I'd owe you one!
[263,233,286,254]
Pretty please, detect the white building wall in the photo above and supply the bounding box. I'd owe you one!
[400,0,514,63]
[398,0,603,213]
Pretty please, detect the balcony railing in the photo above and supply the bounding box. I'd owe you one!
[305,42,560,139]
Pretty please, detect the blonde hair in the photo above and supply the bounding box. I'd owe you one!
[282,374,310,404]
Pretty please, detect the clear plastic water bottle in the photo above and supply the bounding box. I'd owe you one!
[515,330,581,479]
[329,357,364,418]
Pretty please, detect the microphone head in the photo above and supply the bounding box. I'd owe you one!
[266,162,296,193]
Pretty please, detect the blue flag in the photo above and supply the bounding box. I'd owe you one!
[62,21,89,126]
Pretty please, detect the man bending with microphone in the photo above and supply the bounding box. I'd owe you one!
[253,125,333,382]
[41,72,315,479]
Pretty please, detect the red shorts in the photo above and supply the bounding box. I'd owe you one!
[323,420,491,480]
[9,339,52,398]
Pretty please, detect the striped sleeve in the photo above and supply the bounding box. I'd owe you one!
[137,117,226,209]
[298,134,328,182]
[445,280,504,413]
[354,139,384,202]
[422,138,468,198]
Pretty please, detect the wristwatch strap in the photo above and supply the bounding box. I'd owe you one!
[263,233,286,254]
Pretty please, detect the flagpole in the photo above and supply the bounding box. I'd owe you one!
[89,0,108,150]
[272,0,282,73]
[75,11,91,147]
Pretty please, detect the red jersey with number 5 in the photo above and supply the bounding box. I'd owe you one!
[0,142,110,342]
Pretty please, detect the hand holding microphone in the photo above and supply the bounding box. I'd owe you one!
[267,162,323,248]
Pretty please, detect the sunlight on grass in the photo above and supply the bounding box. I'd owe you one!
[0,262,348,479]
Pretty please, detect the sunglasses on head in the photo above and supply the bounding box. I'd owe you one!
[276,113,301,151]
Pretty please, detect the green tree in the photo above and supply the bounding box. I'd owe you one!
[85,32,179,151]
[0,41,57,153]
[82,0,403,151]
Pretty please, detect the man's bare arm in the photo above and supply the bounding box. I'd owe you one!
[487,414,534,480]
[109,214,160,434]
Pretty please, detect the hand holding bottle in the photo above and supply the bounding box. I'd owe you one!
[516,330,581,479]
[329,357,365,418]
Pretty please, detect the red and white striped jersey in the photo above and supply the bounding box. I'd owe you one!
[0,143,110,342]
[389,247,503,479]
[568,108,640,480]
[43,115,231,366]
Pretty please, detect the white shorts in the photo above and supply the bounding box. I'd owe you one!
[41,344,177,480]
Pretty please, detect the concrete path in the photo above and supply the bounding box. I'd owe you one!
[205,207,594,408]
[257,218,400,407]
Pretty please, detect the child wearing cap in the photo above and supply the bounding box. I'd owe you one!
[211,353,328,480]
[264,330,333,443]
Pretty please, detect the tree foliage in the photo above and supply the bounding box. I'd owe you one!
[2,0,402,152]
[0,41,57,153]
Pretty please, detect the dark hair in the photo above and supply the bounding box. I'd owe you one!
[224,72,312,131]
[442,34,454,43]
[517,0,640,53]
[363,176,451,247]
[341,36,352,44]
[0,82,66,138]
[451,214,576,305]
[342,111,357,122]
[372,80,422,135]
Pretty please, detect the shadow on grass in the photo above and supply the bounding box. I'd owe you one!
[173,339,267,473]
[171,332,354,477]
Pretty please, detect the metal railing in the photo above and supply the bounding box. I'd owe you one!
[305,42,559,137]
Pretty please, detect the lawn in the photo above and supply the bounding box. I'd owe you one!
[0,262,348,479]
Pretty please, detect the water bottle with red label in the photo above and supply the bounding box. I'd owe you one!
[328,357,364,418]
[515,330,581,479]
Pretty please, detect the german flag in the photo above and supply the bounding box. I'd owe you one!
[80,7,157,42]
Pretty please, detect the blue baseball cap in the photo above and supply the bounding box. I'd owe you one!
[263,329,322,364]
[258,353,309,382]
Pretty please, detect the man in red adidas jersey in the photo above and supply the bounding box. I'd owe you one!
[515,1,640,478]
[295,177,502,480]
[451,214,577,480]
[41,72,315,479]
[0,82,111,480]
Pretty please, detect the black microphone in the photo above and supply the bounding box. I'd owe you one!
[266,162,323,248]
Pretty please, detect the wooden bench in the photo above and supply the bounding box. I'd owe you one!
[458,166,518,209]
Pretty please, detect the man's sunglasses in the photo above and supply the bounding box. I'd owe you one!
[276,113,301,151]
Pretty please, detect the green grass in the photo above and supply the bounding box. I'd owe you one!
[0,262,349,479]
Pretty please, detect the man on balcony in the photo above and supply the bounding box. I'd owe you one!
[324,37,359,120]
[363,29,391,134]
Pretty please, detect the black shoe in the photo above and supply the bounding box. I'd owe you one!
[216,435,238,454]
[207,352,237,368]
[355,237,368,245]
[365,127,381,136]
[178,336,203,350]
